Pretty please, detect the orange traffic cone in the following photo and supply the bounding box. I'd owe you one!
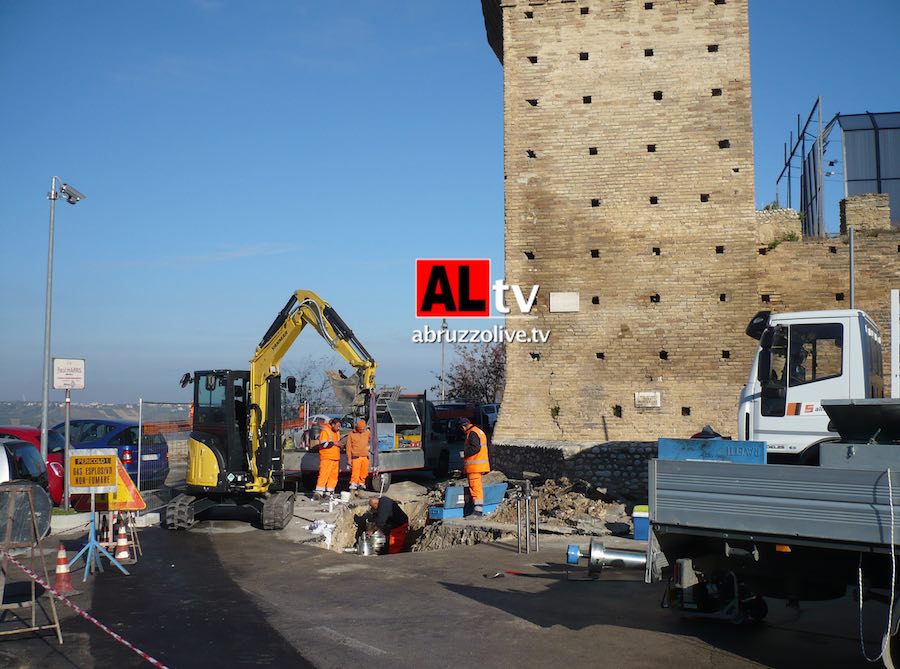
[114,523,135,565]
[54,544,79,596]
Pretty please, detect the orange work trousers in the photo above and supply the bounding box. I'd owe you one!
[388,523,409,554]
[467,472,484,504]
[350,457,369,487]
[315,459,339,493]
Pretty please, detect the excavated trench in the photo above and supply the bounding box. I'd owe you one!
[321,475,631,555]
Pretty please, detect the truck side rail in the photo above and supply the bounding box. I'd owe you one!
[650,459,900,547]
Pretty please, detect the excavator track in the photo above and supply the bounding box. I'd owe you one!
[165,493,197,530]
[261,491,295,530]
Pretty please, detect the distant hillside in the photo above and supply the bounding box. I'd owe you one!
[0,401,189,427]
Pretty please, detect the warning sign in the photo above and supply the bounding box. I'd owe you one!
[106,458,145,511]
[68,449,117,494]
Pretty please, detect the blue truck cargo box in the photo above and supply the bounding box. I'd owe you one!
[658,438,767,464]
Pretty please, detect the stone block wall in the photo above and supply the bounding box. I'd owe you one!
[840,193,893,235]
[492,439,657,501]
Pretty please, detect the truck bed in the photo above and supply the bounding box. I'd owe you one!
[649,459,900,548]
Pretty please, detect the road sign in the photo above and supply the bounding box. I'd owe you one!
[53,358,85,390]
[106,459,145,511]
[68,448,117,494]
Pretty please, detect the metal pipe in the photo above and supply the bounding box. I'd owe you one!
[592,545,648,571]
[567,539,648,578]
[524,494,531,554]
[63,388,71,511]
[816,96,825,236]
[40,176,59,462]
[892,289,899,399]
[849,225,855,308]
[516,497,522,554]
[533,495,539,552]
[137,398,143,495]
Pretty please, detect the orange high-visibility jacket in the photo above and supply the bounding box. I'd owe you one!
[319,425,341,461]
[463,425,490,474]
[346,429,370,458]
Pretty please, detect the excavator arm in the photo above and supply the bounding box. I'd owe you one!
[245,289,376,491]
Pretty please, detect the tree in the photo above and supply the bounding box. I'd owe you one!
[281,356,339,419]
[435,342,506,404]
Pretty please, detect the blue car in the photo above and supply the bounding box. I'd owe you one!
[51,419,170,490]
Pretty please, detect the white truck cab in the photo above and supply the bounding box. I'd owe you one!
[738,309,884,461]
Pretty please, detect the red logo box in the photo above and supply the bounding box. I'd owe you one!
[416,259,491,318]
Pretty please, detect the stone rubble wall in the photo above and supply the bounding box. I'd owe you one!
[756,208,801,245]
[492,440,658,502]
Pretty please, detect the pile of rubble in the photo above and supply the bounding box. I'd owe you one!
[313,474,631,554]
[492,477,631,537]
[410,524,511,552]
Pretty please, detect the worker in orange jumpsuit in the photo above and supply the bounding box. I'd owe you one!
[314,418,342,500]
[460,417,490,515]
[368,496,409,554]
[346,419,370,493]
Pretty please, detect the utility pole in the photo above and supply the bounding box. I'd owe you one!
[440,318,448,401]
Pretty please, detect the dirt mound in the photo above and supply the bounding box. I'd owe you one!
[411,524,511,552]
[491,477,630,536]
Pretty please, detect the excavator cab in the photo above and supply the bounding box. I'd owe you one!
[188,370,251,490]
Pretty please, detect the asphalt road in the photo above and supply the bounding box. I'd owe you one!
[7,519,893,669]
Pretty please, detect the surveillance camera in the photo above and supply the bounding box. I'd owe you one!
[60,183,86,205]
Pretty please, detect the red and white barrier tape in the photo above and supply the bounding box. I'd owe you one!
[1,550,170,669]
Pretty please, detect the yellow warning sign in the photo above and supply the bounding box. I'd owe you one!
[69,450,117,493]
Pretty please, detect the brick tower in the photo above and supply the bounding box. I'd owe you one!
[482,0,761,444]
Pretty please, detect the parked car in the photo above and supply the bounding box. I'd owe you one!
[0,438,52,537]
[50,419,170,490]
[478,403,500,432]
[0,438,50,493]
[0,426,64,505]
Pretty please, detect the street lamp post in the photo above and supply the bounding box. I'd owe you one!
[440,318,448,401]
[40,177,86,461]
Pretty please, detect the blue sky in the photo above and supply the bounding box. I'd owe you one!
[1,1,898,404]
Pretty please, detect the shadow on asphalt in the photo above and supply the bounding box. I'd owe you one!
[82,528,313,668]
[440,568,879,669]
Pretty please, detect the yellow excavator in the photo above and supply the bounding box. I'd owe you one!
[165,290,376,530]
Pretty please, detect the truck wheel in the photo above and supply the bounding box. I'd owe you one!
[368,472,391,494]
[743,596,768,623]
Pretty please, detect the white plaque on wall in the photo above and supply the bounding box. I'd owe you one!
[549,292,580,313]
[634,391,662,408]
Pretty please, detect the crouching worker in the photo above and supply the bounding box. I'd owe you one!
[460,417,490,516]
[368,496,409,554]
[346,419,370,493]
[314,418,342,500]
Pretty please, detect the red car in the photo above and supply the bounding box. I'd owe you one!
[0,426,65,505]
